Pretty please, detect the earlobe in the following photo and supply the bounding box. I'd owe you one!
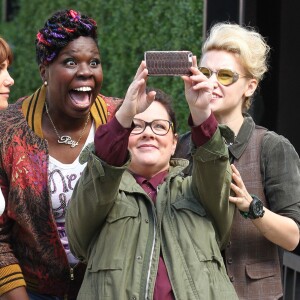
[39,64,48,83]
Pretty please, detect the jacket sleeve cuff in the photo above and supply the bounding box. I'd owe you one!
[189,113,218,147]
[0,264,26,296]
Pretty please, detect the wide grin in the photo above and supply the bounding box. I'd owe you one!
[69,86,92,108]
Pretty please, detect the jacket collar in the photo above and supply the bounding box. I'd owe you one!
[21,85,108,138]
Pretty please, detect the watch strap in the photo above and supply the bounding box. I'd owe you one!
[239,210,251,219]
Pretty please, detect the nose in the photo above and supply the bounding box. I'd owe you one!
[142,124,155,137]
[208,71,218,80]
[3,72,14,87]
[208,72,219,88]
[77,63,92,78]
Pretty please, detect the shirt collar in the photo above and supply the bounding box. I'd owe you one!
[229,113,255,160]
[134,170,168,189]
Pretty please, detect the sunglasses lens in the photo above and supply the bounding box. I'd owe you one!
[217,69,235,86]
[199,67,211,78]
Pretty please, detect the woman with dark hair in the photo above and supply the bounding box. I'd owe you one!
[0,9,120,300]
[66,62,238,299]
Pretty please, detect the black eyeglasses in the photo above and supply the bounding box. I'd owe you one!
[199,67,247,86]
[131,118,173,136]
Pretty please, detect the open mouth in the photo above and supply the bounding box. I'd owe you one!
[211,93,222,100]
[69,86,92,109]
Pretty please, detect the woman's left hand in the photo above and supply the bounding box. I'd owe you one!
[229,164,253,212]
[230,165,300,250]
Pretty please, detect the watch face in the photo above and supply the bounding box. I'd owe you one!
[249,196,265,218]
[253,200,263,216]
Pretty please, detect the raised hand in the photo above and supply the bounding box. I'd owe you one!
[182,56,214,126]
[116,61,156,128]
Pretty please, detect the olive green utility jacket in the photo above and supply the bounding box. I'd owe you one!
[66,128,238,300]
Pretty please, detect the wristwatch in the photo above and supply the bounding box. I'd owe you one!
[240,195,265,219]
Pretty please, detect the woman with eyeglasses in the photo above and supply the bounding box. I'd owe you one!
[175,22,300,299]
[66,62,239,299]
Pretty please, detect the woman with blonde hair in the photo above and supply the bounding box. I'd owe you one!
[175,22,300,299]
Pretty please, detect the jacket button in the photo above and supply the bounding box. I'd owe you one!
[230,276,234,282]
[227,258,233,264]
[227,241,232,247]
[131,297,137,300]
[137,256,142,261]
[145,219,149,223]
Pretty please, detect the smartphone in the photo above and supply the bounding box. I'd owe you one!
[144,51,193,76]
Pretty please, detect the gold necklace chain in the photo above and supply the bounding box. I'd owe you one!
[45,103,90,148]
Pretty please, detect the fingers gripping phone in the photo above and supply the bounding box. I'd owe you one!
[144,51,193,76]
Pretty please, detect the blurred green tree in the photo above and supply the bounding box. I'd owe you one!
[0,0,203,132]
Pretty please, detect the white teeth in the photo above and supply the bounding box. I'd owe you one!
[74,87,92,92]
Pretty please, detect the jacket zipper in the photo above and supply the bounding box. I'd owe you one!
[145,201,157,299]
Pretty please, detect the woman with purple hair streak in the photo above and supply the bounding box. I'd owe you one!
[0,9,121,300]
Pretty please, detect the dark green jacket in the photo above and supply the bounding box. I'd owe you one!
[66,128,238,300]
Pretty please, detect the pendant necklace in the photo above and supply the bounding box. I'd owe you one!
[45,102,90,148]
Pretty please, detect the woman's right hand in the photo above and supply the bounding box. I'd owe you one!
[182,56,214,126]
[115,61,156,128]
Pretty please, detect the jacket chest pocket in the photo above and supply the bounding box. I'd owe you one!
[172,197,206,216]
[171,197,223,264]
[85,201,142,298]
[88,201,140,271]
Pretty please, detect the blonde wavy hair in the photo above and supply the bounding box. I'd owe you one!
[201,22,270,110]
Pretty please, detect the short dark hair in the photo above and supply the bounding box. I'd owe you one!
[146,87,177,134]
[0,37,13,65]
[35,9,98,65]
